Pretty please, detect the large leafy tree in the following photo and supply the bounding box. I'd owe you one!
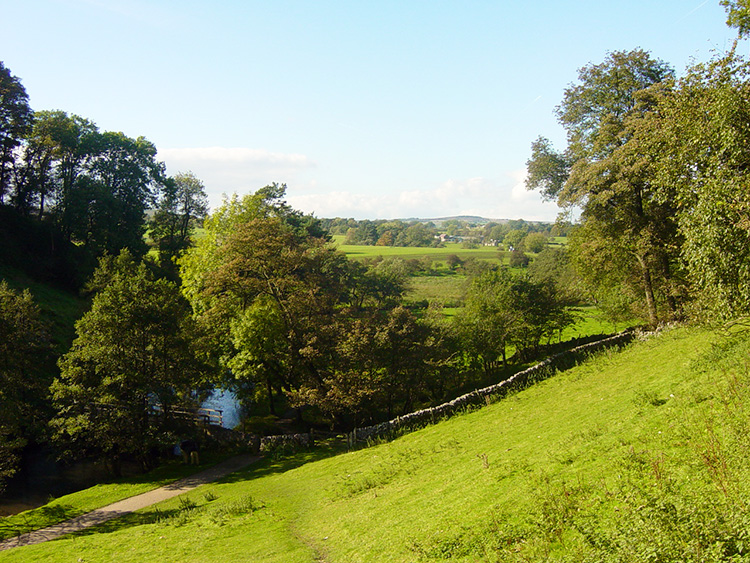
[0,281,51,491]
[180,186,350,416]
[51,253,213,474]
[76,132,166,257]
[527,49,680,326]
[458,268,574,373]
[194,215,353,414]
[458,269,517,373]
[646,51,750,320]
[10,110,97,222]
[181,185,434,426]
[0,61,33,205]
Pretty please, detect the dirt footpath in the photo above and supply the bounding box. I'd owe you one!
[0,453,261,552]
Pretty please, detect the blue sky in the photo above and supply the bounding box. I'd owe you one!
[0,1,742,220]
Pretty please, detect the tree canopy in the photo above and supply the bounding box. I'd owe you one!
[0,282,51,491]
[51,253,213,474]
[527,49,681,327]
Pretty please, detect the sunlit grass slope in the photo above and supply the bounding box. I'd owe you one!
[3,326,748,562]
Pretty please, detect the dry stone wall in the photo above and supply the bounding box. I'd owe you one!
[346,330,635,447]
[233,330,634,454]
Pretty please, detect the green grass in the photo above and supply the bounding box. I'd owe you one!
[405,274,468,307]
[333,237,503,264]
[3,326,748,562]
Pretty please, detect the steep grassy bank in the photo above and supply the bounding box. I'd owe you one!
[2,326,747,562]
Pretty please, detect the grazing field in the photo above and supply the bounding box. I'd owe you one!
[405,274,469,307]
[2,326,746,562]
[333,236,504,265]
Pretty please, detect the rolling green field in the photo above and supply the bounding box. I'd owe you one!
[333,236,505,265]
[3,326,747,562]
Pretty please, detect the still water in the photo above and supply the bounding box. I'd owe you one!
[200,388,242,429]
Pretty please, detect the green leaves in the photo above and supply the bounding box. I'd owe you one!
[51,254,213,472]
[0,281,51,490]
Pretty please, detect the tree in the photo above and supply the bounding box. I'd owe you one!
[180,187,356,421]
[503,229,527,250]
[509,247,530,268]
[51,254,212,474]
[529,246,585,306]
[647,51,750,320]
[446,253,463,271]
[722,0,750,37]
[371,306,440,417]
[150,171,209,275]
[76,132,166,257]
[0,282,51,491]
[508,275,574,356]
[524,232,547,253]
[526,49,680,326]
[42,112,99,240]
[458,269,517,373]
[394,222,437,247]
[459,268,575,372]
[0,62,33,205]
[526,136,570,201]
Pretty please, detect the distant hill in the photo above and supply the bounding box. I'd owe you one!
[400,215,551,226]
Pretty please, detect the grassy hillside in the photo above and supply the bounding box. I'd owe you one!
[2,326,748,562]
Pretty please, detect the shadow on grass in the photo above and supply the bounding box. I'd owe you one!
[65,507,184,539]
[0,504,78,540]
[45,443,346,539]
[217,441,345,484]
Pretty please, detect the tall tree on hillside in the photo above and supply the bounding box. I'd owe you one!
[51,253,213,474]
[77,132,166,256]
[526,49,680,326]
[0,62,33,205]
[10,110,97,220]
[645,51,750,320]
[0,282,51,492]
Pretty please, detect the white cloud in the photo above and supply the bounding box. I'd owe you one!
[157,147,316,208]
[157,149,560,221]
[286,171,560,221]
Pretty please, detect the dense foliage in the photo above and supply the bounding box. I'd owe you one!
[527,41,750,325]
[50,254,214,475]
[0,282,51,492]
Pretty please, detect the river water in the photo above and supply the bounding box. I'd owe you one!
[201,388,243,429]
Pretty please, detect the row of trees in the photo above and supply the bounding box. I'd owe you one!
[0,61,208,285]
[331,216,562,250]
[341,219,440,247]
[526,38,750,323]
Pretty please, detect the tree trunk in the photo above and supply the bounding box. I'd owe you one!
[636,254,659,327]
[266,378,276,416]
